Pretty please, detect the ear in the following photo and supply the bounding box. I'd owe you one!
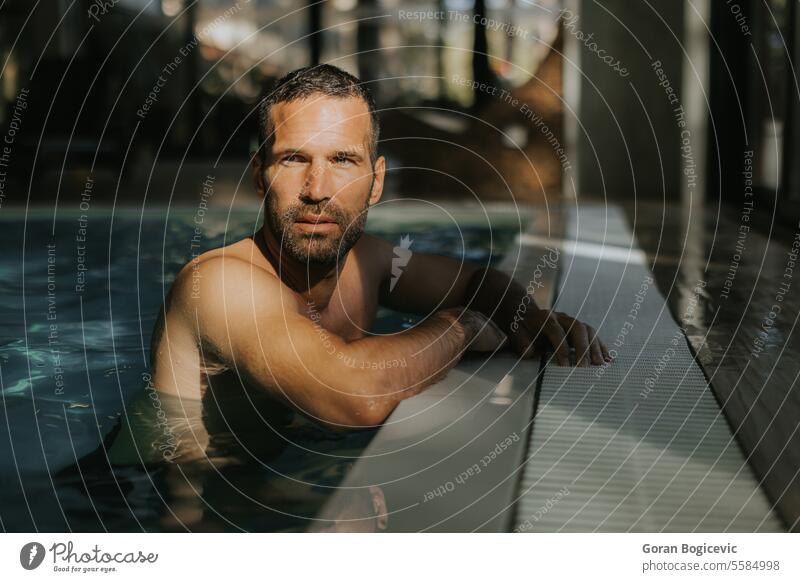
[368,155,386,206]
[251,151,266,198]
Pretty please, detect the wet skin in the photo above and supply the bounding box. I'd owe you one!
[149,95,610,434]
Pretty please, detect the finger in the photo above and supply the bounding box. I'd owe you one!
[600,338,612,361]
[587,325,604,365]
[567,318,590,367]
[544,316,570,366]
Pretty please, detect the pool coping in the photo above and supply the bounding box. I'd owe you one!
[312,207,563,532]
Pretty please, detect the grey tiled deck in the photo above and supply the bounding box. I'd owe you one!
[514,206,782,532]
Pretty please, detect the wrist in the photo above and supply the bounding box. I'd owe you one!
[435,307,477,347]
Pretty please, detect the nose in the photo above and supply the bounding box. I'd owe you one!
[301,160,330,203]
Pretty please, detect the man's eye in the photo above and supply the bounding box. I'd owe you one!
[333,154,353,165]
[282,154,302,163]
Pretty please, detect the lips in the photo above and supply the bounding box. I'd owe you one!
[295,213,336,224]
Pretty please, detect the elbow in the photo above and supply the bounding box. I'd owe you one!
[322,396,395,431]
[316,367,417,431]
[322,370,403,430]
[350,400,395,429]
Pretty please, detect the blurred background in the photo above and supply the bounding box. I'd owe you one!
[0,0,797,213]
[0,0,799,532]
[0,0,568,207]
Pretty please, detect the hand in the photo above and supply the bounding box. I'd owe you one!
[508,309,611,366]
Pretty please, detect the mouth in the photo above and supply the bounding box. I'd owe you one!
[295,213,336,224]
[294,213,339,232]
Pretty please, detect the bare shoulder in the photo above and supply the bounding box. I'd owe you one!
[165,245,300,333]
[150,242,299,398]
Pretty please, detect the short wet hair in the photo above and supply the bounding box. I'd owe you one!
[256,64,380,165]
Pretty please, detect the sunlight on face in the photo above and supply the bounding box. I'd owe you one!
[263,95,382,267]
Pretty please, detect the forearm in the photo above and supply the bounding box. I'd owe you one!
[345,309,473,400]
[260,309,477,430]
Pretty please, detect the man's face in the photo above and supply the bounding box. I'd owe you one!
[258,95,384,268]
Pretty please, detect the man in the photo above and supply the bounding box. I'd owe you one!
[150,64,609,432]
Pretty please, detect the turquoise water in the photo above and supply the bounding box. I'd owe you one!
[0,207,523,532]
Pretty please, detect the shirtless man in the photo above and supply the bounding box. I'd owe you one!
[150,64,609,433]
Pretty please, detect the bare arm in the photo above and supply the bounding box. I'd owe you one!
[375,236,610,366]
[174,257,503,430]
[380,247,522,333]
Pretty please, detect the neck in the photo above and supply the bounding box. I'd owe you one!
[257,224,344,307]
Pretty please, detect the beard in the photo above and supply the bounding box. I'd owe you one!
[265,190,371,269]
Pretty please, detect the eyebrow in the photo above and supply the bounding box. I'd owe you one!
[272,147,306,159]
[332,148,365,161]
[272,146,366,161]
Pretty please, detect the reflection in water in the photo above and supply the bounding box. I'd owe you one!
[308,486,388,533]
[57,379,378,532]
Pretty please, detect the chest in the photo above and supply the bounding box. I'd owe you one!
[303,268,380,341]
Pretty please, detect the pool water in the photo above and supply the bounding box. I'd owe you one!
[0,206,525,532]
